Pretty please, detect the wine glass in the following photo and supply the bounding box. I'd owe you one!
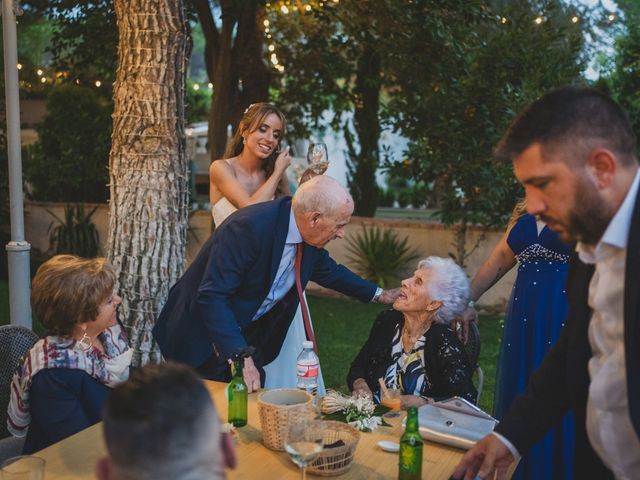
[306,143,329,174]
[284,413,324,480]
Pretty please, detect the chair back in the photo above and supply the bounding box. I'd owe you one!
[463,321,483,405]
[464,321,481,368]
[0,325,40,439]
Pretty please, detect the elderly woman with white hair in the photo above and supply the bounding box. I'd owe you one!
[348,257,477,408]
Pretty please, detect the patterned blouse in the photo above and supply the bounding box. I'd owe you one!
[348,309,477,404]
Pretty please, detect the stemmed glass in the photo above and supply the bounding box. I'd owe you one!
[306,143,329,174]
[284,412,324,480]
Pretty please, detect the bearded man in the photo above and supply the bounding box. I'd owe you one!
[454,86,640,480]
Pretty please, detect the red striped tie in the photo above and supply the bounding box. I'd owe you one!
[294,243,317,353]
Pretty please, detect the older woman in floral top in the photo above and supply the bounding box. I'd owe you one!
[8,255,132,453]
[348,257,476,409]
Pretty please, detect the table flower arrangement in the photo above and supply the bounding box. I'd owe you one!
[321,390,390,432]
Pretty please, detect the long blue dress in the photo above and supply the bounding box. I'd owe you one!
[494,214,574,480]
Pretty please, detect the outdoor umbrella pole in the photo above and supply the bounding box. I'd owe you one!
[2,0,32,328]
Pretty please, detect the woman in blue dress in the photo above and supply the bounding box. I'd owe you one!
[460,201,574,479]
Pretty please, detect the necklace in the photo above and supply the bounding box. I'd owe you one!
[402,323,431,349]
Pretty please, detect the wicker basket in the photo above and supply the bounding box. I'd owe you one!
[257,389,313,451]
[307,421,360,476]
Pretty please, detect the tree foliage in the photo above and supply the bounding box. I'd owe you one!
[191,0,272,159]
[24,85,112,202]
[610,0,640,155]
[380,0,586,264]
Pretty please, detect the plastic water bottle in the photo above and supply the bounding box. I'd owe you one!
[296,340,319,395]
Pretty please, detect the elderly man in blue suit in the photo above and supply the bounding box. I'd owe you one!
[153,176,399,391]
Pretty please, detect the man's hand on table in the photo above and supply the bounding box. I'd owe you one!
[242,356,261,392]
[451,434,514,480]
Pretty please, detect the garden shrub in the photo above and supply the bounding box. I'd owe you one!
[24,84,112,203]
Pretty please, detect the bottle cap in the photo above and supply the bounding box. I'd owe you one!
[302,340,314,349]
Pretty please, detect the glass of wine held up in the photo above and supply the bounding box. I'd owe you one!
[306,143,329,175]
[284,411,324,480]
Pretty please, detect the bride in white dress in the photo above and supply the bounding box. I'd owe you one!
[209,103,325,394]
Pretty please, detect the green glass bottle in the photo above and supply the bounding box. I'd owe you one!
[227,356,248,427]
[399,407,423,480]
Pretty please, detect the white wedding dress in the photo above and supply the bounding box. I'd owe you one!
[212,196,326,394]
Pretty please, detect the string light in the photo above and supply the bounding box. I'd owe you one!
[193,83,200,91]
[501,17,507,24]
[36,68,43,76]
[534,16,543,24]
[280,5,289,14]
[571,16,579,23]
[16,63,22,70]
[268,44,275,52]
[95,80,102,87]
[608,14,615,21]
[305,4,311,11]
[208,82,213,89]
[40,77,46,84]
[263,19,269,27]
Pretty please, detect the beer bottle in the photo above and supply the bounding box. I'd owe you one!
[227,355,248,427]
[399,407,423,479]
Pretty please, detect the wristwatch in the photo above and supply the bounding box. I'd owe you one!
[372,287,383,303]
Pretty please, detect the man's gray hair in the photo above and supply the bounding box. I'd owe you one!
[103,362,224,480]
[417,256,471,324]
[292,175,353,217]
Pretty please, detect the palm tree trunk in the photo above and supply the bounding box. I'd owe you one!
[108,0,191,365]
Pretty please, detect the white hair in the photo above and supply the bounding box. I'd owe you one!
[417,256,471,324]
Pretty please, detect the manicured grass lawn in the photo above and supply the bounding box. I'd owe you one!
[0,282,502,413]
[309,294,502,414]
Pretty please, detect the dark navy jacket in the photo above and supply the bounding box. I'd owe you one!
[153,197,376,370]
[23,368,108,454]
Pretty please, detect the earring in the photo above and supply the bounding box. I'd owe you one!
[77,331,93,352]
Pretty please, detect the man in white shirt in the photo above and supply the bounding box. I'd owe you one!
[453,86,640,480]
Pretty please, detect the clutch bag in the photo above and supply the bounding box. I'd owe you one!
[416,397,497,450]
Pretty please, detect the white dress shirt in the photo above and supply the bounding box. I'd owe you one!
[252,209,301,321]
[577,169,640,479]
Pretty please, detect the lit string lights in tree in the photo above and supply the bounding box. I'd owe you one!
[263,0,340,73]
[263,2,616,73]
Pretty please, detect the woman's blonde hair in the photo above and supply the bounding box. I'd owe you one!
[31,255,116,336]
[223,102,287,182]
[508,199,528,228]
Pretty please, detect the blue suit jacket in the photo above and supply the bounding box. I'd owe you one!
[153,197,376,369]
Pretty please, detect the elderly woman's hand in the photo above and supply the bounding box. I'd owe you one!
[352,378,373,398]
[401,395,428,410]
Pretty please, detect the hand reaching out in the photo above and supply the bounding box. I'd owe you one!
[378,288,401,304]
[452,306,478,344]
[451,434,515,480]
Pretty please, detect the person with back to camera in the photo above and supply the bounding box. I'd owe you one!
[95,361,236,480]
[348,257,477,409]
[7,255,132,454]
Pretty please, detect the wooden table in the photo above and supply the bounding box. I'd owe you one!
[33,381,475,479]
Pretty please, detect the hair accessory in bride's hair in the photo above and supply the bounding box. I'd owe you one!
[243,103,256,115]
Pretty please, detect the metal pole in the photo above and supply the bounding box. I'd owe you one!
[3,0,31,328]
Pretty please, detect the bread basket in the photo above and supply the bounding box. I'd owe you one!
[257,389,313,451]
